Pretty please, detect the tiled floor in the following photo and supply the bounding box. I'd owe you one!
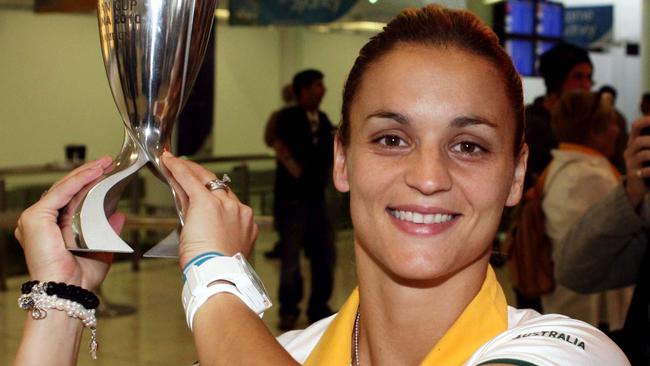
[0,228,514,366]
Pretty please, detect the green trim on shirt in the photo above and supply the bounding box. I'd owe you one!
[476,358,537,366]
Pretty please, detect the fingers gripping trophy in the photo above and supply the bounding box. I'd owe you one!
[62,0,218,257]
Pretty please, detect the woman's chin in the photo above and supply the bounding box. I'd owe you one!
[379,253,455,284]
[379,250,489,287]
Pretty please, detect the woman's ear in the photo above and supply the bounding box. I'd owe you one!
[333,132,350,193]
[505,142,528,207]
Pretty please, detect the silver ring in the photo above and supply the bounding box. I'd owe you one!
[205,174,231,192]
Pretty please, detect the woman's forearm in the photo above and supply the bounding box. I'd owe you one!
[192,294,299,366]
[14,311,84,366]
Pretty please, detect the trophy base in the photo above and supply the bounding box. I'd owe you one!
[143,229,180,258]
[69,247,134,254]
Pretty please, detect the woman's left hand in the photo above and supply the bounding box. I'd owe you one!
[14,156,125,290]
[162,152,259,269]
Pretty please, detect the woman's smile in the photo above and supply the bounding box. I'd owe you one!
[386,206,460,236]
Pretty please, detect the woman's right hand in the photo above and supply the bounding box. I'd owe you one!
[14,157,125,290]
[624,116,650,207]
[161,152,259,269]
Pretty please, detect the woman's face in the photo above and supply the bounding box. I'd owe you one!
[334,44,527,282]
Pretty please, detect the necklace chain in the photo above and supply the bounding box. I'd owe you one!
[352,310,361,366]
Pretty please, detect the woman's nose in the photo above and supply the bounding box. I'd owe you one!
[403,148,452,195]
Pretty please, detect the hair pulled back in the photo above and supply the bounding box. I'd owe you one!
[552,91,614,144]
[339,5,524,154]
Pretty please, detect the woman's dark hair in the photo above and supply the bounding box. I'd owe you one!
[339,5,524,154]
[552,91,614,144]
[293,69,323,98]
[538,42,592,96]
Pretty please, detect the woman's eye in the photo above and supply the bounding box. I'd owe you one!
[452,141,485,154]
[375,135,407,147]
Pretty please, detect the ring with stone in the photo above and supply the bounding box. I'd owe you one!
[637,169,643,178]
[205,174,231,192]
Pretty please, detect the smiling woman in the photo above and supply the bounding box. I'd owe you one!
[337,44,521,285]
[12,4,629,366]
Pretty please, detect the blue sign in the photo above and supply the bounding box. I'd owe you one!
[564,6,613,48]
[230,0,356,25]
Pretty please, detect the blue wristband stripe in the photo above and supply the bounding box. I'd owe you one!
[182,251,224,284]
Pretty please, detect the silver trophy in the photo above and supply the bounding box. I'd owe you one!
[62,0,218,257]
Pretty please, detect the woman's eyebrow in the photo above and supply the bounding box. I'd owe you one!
[450,115,498,129]
[365,111,499,129]
[366,110,409,124]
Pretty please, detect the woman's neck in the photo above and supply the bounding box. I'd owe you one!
[354,245,490,366]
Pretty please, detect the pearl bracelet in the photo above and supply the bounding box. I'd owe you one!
[18,282,99,359]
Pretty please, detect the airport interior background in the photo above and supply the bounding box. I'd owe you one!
[0,0,648,364]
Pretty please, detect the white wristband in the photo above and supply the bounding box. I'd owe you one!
[184,282,242,331]
[181,253,271,331]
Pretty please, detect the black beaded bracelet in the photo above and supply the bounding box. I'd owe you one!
[21,281,100,310]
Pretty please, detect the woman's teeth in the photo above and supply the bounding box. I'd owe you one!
[389,210,454,224]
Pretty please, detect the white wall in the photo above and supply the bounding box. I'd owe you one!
[591,46,643,122]
[213,26,282,156]
[299,30,370,125]
[0,11,122,168]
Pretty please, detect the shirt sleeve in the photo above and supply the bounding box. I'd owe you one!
[465,313,630,366]
[555,183,649,293]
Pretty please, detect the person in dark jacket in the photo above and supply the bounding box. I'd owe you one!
[525,42,594,189]
[273,69,336,330]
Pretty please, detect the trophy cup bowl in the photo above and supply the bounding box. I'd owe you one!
[62,0,218,257]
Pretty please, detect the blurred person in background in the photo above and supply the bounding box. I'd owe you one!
[525,42,593,189]
[514,43,593,313]
[541,90,632,331]
[264,83,296,259]
[555,115,650,365]
[599,85,628,173]
[272,69,336,331]
[640,92,650,116]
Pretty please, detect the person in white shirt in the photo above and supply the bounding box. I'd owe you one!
[541,90,632,330]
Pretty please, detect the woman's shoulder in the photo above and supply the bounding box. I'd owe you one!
[276,314,336,364]
[546,152,618,195]
[549,150,609,171]
[275,309,629,365]
[464,306,629,365]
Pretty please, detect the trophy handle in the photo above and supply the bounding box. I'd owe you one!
[143,228,180,258]
[66,129,147,252]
